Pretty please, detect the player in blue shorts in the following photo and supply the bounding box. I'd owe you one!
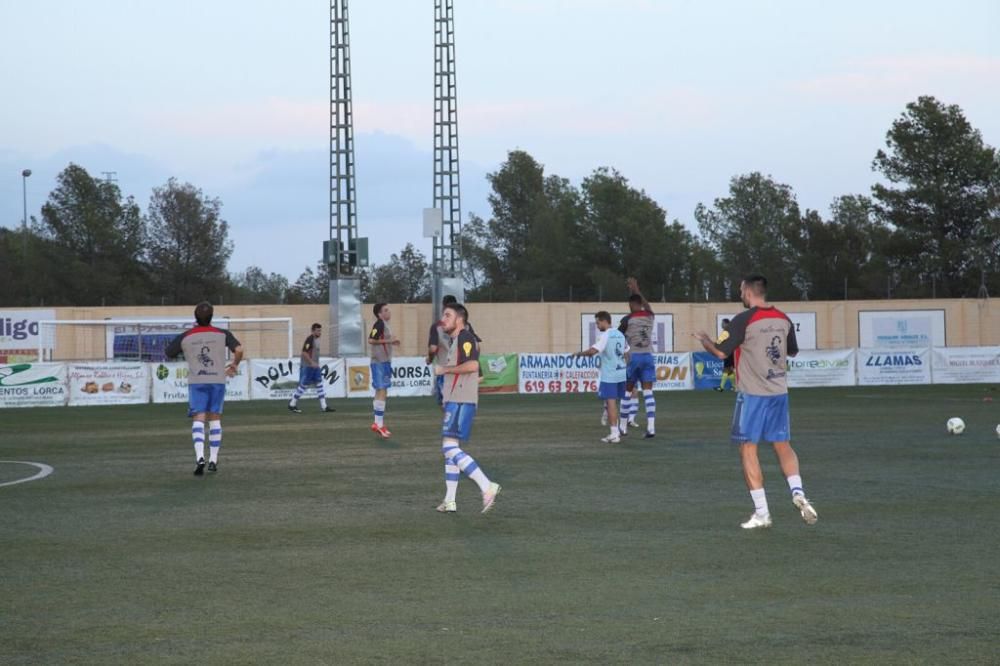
[696,274,819,530]
[575,311,630,443]
[433,302,501,514]
[619,277,657,438]
[288,323,335,413]
[165,302,243,476]
[368,303,399,438]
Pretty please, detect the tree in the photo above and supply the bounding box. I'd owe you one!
[287,261,330,304]
[39,164,148,304]
[230,266,289,304]
[363,243,431,303]
[145,178,233,304]
[872,96,1000,297]
[695,172,802,300]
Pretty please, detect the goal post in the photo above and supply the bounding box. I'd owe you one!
[36,318,294,363]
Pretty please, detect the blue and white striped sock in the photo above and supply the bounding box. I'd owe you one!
[373,400,385,426]
[317,383,327,410]
[787,474,804,496]
[290,384,305,406]
[443,440,489,493]
[208,420,221,463]
[444,462,460,502]
[191,421,205,461]
[643,389,656,431]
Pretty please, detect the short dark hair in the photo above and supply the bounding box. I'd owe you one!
[194,301,213,326]
[722,318,731,325]
[442,295,458,306]
[311,323,322,331]
[595,311,612,324]
[628,294,643,306]
[373,303,388,317]
[742,275,768,296]
[444,302,468,323]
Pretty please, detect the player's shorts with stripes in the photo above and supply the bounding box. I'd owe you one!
[730,392,790,444]
[371,361,393,390]
[299,366,323,386]
[627,352,656,385]
[188,383,226,417]
[442,402,477,441]
[598,380,626,400]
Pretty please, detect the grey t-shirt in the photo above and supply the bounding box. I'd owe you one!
[621,310,655,354]
[715,306,798,396]
[165,325,241,385]
[369,319,392,363]
[443,328,480,405]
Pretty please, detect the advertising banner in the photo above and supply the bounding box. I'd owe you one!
[786,349,856,388]
[518,354,600,394]
[0,362,68,408]
[652,353,693,391]
[717,311,817,350]
[931,346,1000,384]
[344,356,434,398]
[691,352,726,390]
[479,353,519,394]
[580,313,674,352]
[859,310,945,348]
[0,309,56,363]
[250,358,346,400]
[856,348,931,386]
[151,361,251,404]
[68,363,150,406]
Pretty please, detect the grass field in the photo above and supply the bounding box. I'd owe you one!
[2,385,999,664]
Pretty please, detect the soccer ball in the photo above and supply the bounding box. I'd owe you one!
[995,423,1000,439]
[946,417,965,435]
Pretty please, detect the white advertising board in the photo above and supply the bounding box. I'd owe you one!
[151,361,251,404]
[931,346,1000,384]
[652,353,693,391]
[68,363,151,406]
[717,311,816,350]
[250,358,346,400]
[519,354,600,394]
[0,362,68,408]
[0,309,56,362]
[344,356,434,398]
[856,348,931,386]
[786,349,856,388]
[859,310,945,348]
[581,313,674,352]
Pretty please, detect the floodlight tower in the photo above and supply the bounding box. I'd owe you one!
[328,0,366,355]
[427,0,465,312]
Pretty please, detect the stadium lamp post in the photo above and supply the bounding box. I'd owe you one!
[21,169,32,256]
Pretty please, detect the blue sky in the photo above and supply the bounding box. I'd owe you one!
[1,0,998,279]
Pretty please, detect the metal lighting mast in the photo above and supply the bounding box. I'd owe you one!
[426,0,464,311]
[328,0,366,355]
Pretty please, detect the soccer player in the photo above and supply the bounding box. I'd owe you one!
[427,295,458,407]
[165,302,243,476]
[619,277,657,438]
[574,311,629,443]
[695,275,819,530]
[288,323,335,413]
[433,302,501,514]
[715,318,736,392]
[369,303,399,438]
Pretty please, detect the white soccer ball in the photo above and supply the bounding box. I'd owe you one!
[995,423,1000,439]
[946,417,965,435]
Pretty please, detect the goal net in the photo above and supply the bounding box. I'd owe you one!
[36,318,293,363]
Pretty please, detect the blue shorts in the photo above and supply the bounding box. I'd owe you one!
[299,366,322,386]
[188,383,226,417]
[434,375,445,406]
[730,392,791,444]
[627,353,656,386]
[442,402,477,441]
[371,361,393,390]
[598,380,626,400]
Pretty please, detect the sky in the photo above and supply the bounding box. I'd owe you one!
[1,0,998,280]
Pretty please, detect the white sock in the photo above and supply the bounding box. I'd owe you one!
[787,474,804,496]
[288,397,298,407]
[647,416,656,432]
[619,417,629,432]
[444,463,460,502]
[750,488,769,516]
[192,422,205,461]
[208,420,221,463]
[319,397,328,410]
[609,426,618,438]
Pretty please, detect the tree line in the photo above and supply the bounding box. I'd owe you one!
[2,95,997,307]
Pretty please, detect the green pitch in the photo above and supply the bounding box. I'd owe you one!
[2,386,998,664]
